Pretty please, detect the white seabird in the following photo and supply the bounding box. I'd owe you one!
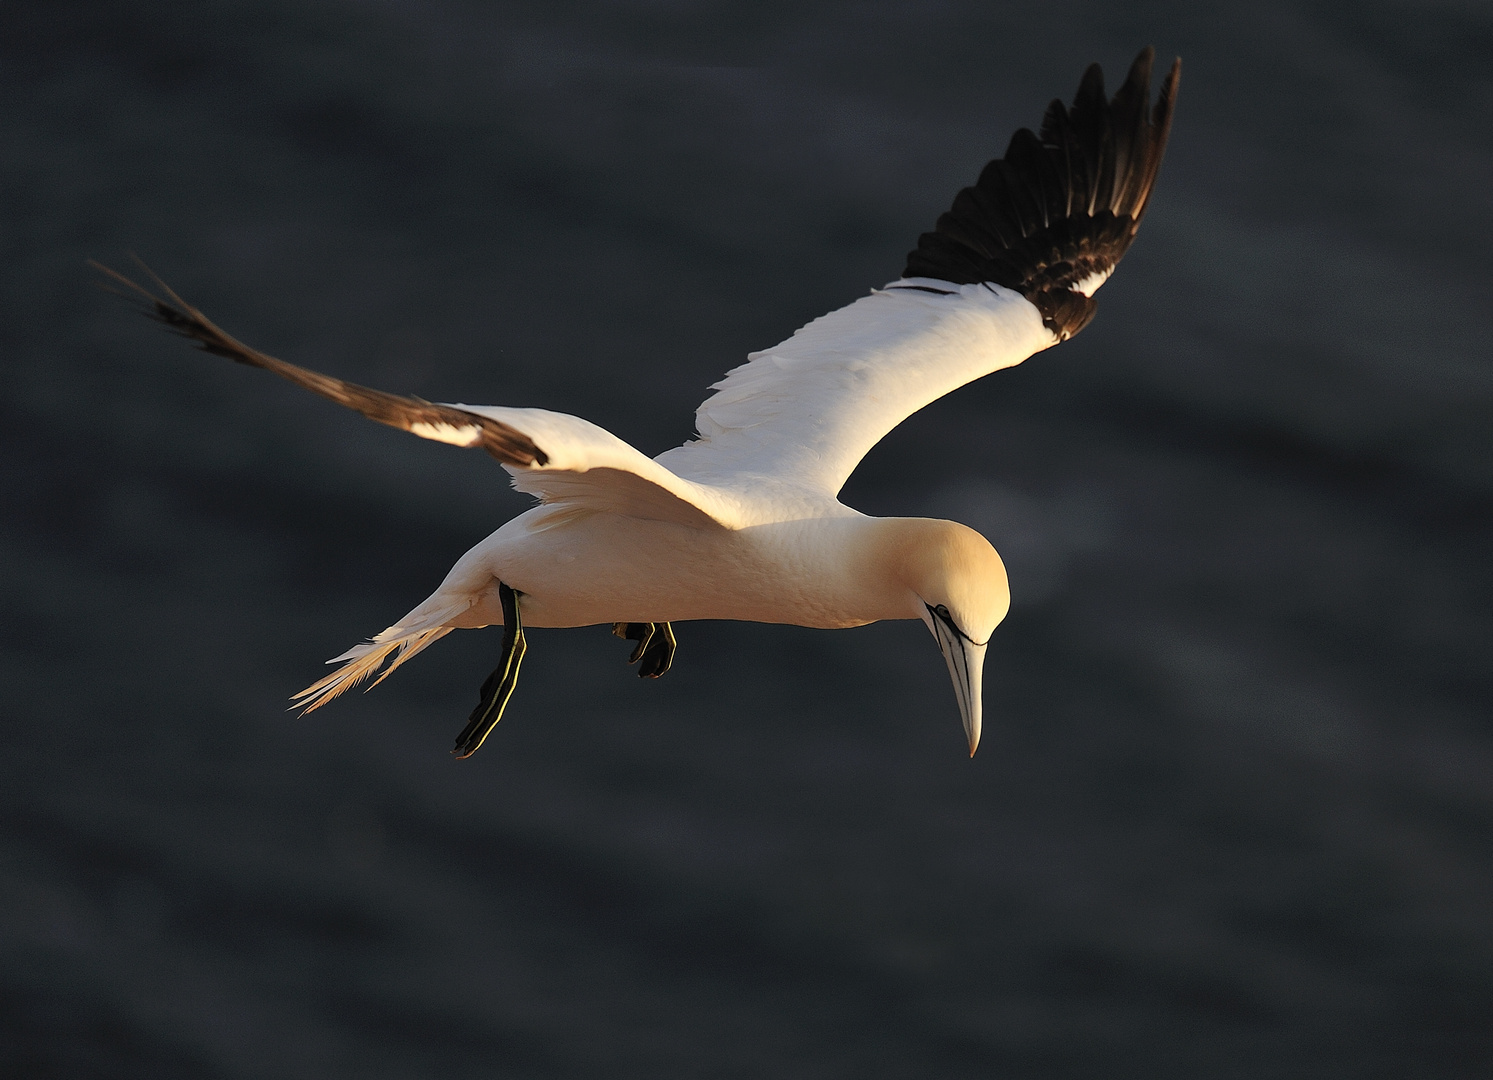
[99,48,1180,758]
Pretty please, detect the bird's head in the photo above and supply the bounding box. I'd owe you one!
[880,519,1010,756]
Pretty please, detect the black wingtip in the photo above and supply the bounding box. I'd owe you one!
[902,48,1181,342]
[1125,46,1156,89]
[93,258,552,468]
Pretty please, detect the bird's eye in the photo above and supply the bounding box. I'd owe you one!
[934,604,952,619]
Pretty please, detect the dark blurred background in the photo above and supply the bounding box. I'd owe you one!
[4,1,1491,1076]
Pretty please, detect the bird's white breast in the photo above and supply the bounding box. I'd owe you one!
[456,506,914,630]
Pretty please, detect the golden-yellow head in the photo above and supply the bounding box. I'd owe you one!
[878,519,1010,755]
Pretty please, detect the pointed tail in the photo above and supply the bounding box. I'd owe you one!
[291,597,472,713]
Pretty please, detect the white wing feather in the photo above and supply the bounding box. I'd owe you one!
[449,405,745,529]
[657,279,1056,496]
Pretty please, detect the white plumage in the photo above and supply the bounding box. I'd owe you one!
[100,48,1179,758]
[663,278,1050,497]
[297,279,1049,730]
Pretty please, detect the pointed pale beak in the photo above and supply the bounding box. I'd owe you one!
[926,613,987,756]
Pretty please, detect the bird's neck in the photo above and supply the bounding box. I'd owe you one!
[834,516,971,623]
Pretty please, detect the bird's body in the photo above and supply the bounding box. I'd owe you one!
[100,49,1179,757]
[425,509,992,631]
[469,511,886,631]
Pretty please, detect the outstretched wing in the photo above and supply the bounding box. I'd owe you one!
[97,261,741,530]
[658,49,1180,498]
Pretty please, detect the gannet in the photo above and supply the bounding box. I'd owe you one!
[98,48,1179,758]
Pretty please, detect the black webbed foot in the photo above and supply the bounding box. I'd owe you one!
[612,622,677,679]
[636,622,676,678]
[612,621,655,663]
[453,582,525,758]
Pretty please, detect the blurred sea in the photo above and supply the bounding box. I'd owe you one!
[3,2,1491,1076]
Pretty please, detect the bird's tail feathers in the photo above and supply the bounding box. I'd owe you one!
[292,598,470,713]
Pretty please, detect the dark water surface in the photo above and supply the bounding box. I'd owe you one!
[4,2,1491,1076]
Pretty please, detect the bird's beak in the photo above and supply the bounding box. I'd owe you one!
[925,612,987,756]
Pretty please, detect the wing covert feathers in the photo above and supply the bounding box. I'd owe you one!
[668,280,1052,498]
[92,260,548,467]
[902,47,1180,340]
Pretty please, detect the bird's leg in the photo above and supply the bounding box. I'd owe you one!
[636,623,677,679]
[611,622,677,678]
[612,621,655,663]
[452,582,526,758]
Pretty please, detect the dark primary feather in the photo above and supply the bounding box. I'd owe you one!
[91,260,548,467]
[903,47,1181,341]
